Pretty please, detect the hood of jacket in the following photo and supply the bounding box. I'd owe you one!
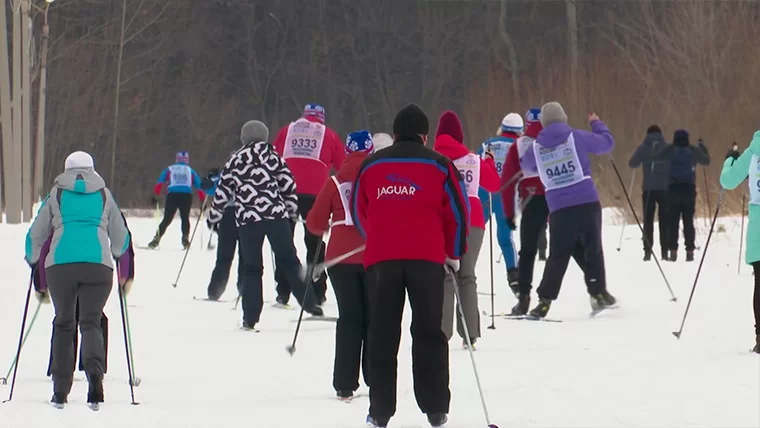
[336,151,370,182]
[248,140,277,163]
[53,169,106,194]
[643,131,667,147]
[536,122,573,148]
[434,134,471,160]
[435,110,464,144]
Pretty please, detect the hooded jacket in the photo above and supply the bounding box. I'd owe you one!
[306,151,369,265]
[520,120,615,213]
[272,115,345,196]
[434,111,499,228]
[653,132,710,187]
[500,122,546,219]
[25,169,131,270]
[628,132,670,191]
[720,130,760,264]
[208,140,298,227]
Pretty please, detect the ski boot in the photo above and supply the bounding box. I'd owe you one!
[507,269,520,298]
[753,335,759,354]
[366,414,389,427]
[461,338,477,351]
[427,413,448,427]
[86,372,104,409]
[510,293,530,316]
[643,250,652,261]
[669,250,678,262]
[147,231,161,249]
[590,290,617,312]
[241,321,257,331]
[528,297,551,318]
[686,250,695,262]
[661,249,670,261]
[337,390,353,401]
[182,235,190,250]
[50,393,67,409]
[306,305,324,317]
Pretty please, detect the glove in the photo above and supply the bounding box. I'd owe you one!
[35,289,50,304]
[151,194,159,204]
[206,167,220,179]
[445,257,460,273]
[726,149,740,161]
[120,279,133,297]
[506,217,517,230]
[198,191,206,204]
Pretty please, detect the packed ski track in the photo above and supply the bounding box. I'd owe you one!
[1,210,758,428]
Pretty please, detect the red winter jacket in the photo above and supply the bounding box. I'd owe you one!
[306,151,368,265]
[273,116,346,196]
[351,138,469,268]
[434,111,499,228]
[501,122,545,219]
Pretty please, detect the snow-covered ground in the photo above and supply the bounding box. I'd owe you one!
[0,210,757,428]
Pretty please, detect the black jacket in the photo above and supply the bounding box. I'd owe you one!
[653,137,710,187]
[628,132,670,191]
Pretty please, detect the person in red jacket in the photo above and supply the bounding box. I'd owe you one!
[352,104,468,428]
[433,110,499,350]
[501,108,549,315]
[306,130,373,402]
[272,104,346,306]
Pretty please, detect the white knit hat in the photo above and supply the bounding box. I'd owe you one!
[372,133,393,151]
[64,151,94,170]
[501,113,524,134]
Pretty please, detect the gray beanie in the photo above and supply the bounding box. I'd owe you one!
[540,102,568,127]
[240,120,269,144]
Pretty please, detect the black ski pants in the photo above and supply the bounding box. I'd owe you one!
[536,202,606,300]
[667,184,697,252]
[275,194,326,303]
[238,219,319,325]
[518,195,550,295]
[158,192,193,239]
[208,206,243,299]
[366,260,449,420]
[328,263,370,393]
[753,262,760,338]
[642,190,669,254]
[47,301,108,376]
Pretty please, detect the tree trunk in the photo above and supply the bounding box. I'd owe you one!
[110,0,127,189]
[8,1,22,223]
[21,1,32,221]
[0,0,13,223]
[34,20,49,200]
[566,0,579,109]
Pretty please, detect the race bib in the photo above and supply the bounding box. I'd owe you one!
[453,153,480,197]
[331,176,354,226]
[486,140,510,176]
[749,155,760,205]
[533,134,588,191]
[283,119,326,163]
[168,165,192,187]
[516,136,539,178]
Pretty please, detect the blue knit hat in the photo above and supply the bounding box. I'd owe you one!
[303,104,326,123]
[525,108,541,124]
[176,151,189,164]
[345,130,374,155]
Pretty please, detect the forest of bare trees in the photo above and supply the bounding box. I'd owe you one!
[1,0,759,220]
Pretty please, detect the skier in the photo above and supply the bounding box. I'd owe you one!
[148,151,206,249]
[720,131,760,353]
[628,125,671,261]
[501,108,551,314]
[352,104,469,428]
[478,113,523,289]
[434,110,499,349]
[202,167,243,300]
[519,103,617,318]
[306,130,374,401]
[208,120,323,330]
[25,151,131,408]
[653,130,710,261]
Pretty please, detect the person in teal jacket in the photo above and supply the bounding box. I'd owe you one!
[25,151,131,407]
[719,130,760,354]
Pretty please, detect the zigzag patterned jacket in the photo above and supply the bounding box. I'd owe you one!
[207,140,299,226]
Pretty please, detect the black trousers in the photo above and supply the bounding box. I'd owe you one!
[158,192,193,238]
[367,260,449,420]
[47,302,108,376]
[328,264,370,392]
[667,184,697,252]
[518,195,550,294]
[536,202,606,300]
[238,219,318,325]
[275,194,327,302]
[753,262,760,337]
[642,190,669,254]
[538,222,548,256]
[208,206,243,299]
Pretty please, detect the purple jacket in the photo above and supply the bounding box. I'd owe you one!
[520,120,614,213]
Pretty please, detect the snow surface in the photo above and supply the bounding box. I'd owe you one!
[0,211,758,428]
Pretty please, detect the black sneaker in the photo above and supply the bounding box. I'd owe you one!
[427,413,448,427]
[510,293,530,316]
[86,373,104,404]
[528,298,551,318]
[686,250,694,262]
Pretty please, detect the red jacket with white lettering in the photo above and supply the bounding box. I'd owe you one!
[272,116,346,196]
[434,111,500,228]
[305,151,368,265]
[501,121,546,219]
[351,137,470,268]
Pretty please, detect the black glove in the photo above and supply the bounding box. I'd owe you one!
[506,217,517,230]
[726,149,740,161]
[151,194,159,204]
[206,168,220,179]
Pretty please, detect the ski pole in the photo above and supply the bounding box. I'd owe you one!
[3,272,34,403]
[616,170,636,252]
[487,193,495,330]
[673,190,724,339]
[0,300,41,385]
[286,235,325,356]
[608,154,676,301]
[117,280,139,404]
[172,197,210,288]
[311,245,365,281]
[739,193,746,275]
[122,294,141,387]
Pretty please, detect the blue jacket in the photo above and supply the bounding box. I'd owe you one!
[478,136,515,219]
[156,162,203,194]
[26,168,131,269]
